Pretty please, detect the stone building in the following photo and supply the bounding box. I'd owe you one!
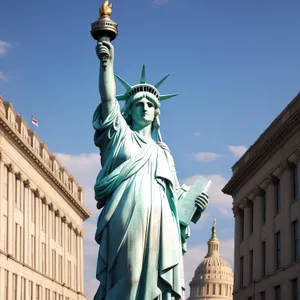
[187,220,233,300]
[0,96,90,300]
[222,92,300,299]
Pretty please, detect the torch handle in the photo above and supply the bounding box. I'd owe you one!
[98,36,111,42]
[98,35,111,65]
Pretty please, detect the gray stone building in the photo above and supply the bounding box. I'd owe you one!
[223,93,300,300]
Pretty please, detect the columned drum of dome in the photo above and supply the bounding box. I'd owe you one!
[187,220,233,300]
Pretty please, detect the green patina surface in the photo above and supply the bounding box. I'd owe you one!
[93,40,210,300]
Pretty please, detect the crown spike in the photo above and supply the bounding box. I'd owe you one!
[160,93,179,101]
[154,74,170,89]
[140,65,146,84]
[115,74,131,91]
[116,94,126,101]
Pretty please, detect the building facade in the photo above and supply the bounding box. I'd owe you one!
[223,93,300,300]
[187,220,233,300]
[0,97,90,300]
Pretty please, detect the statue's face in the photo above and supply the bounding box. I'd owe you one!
[130,98,155,129]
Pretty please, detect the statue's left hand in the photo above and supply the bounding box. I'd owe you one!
[195,192,209,212]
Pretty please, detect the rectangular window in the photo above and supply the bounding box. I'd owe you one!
[293,165,299,200]
[3,215,8,252]
[275,285,281,300]
[68,227,71,253]
[31,191,36,224]
[4,270,8,300]
[3,166,8,200]
[249,250,253,282]
[36,284,40,300]
[292,278,299,300]
[293,220,300,261]
[20,226,23,262]
[58,219,62,246]
[74,264,77,289]
[276,232,281,269]
[21,182,25,213]
[29,281,33,300]
[260,291,266,300]
[42,242,46,274]
[213,283,216,295]
[15,175,19,209]
[12,273,17,300]
[52,249,56,280]
[42,203,46,232]
[31,235,35,268]
[249,201,254,234]
[45,289,50,300]
[60,220,63,247]
[276,180,280,214]
[59,254,63,283]
[52,292,57,300]
[262,191,267,224]
[262,241,266,276]
[241,210,244,241]
[21,277,26,300]
[240,256,244,287]
[14,222,18,258]
[53,213,56,241]
[68,260,72,287]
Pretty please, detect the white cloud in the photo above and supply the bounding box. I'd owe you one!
[188,152,221,162]
[228,145,247,158]
[0,41,11,56]
[83,220,99,299]
[184,239,234,297]
[0,72,7,81]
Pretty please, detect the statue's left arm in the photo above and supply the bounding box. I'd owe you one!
[161,143,209,241]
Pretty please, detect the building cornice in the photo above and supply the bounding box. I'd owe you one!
[223,93,300,195]
[0,107,90,220]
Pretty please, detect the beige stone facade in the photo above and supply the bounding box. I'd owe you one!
[223,93,300,300]
[187,220,233,300]
[0,97,90,300]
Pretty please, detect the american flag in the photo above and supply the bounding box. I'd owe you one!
[31,116,39,127]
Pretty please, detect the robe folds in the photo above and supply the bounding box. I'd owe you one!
[93,102,187,300]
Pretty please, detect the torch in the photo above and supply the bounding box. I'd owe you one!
[91,0,118,63]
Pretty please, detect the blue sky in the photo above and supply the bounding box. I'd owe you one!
[2,0,300,298]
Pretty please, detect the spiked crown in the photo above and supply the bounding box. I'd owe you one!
[115,65,178,103]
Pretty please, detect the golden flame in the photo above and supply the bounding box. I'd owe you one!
[99,0,113,18]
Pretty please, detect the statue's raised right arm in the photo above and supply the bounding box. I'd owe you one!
[95,41,116,120]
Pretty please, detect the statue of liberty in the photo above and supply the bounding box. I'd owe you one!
[91,2,210,299]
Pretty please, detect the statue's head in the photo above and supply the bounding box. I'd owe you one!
[122,89,160,129]
[115,65,178,141]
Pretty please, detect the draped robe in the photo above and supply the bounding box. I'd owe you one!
[93,102,188,300]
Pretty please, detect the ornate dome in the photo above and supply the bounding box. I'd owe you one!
[187,220,233,300]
